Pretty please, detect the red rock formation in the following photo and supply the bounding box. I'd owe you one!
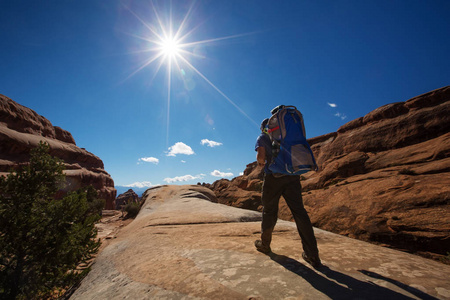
[206,86,450,261]
[115,189,139,210]
[0,94,116,208]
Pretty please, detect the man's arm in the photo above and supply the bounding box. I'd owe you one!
[256,146,266,167]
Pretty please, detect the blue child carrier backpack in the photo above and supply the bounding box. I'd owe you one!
[267,105,318,175]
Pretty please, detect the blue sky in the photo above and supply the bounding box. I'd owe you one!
[1,0,449,188]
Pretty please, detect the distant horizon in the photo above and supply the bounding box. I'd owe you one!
[2,0,449,187]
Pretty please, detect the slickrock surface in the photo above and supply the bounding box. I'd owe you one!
[0,94,116,208]
[71,185,450,300]
[206,86,450,260]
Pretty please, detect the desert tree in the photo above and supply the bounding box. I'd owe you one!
[0,142,101,299]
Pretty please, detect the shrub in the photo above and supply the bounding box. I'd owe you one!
[0,142,100,299]
[441,252,450,265]
[78,185,105,216]
[124,202,141,219]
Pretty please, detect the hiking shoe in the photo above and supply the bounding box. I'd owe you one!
[302,252,323,269]
[254,240,271,254]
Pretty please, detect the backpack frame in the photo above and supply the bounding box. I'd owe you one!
[267,105,318,175]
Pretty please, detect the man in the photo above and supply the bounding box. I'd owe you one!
[254,118,322,269]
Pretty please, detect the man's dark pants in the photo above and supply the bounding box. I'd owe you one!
[260,173,319,258]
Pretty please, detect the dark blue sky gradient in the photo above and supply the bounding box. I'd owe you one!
[1,0,449,186]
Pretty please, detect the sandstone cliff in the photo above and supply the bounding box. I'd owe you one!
[0,94,116,208]
[206,86,450,261]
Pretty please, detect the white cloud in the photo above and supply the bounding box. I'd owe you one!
[334,112,347,120]
[138,157,159,164]
[163,174,205,183]
[211,170,234,178]
[166,142,195,157]
[201,139,223,147]
[125,181,154,188]
[328,103,347,120]
[181,160,186,163]
[327,102,337,108]
[239,172,244,176]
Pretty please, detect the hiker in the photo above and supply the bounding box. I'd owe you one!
[254,116,322,269]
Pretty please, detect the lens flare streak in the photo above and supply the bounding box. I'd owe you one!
[178,55,257,126]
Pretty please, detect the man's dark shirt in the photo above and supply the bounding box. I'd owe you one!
[255,132,272,174]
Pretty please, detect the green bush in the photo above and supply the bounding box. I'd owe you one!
[124,202,141,219]
[0,142,100,299]
[78,185,105,216]
[441,252,450,265]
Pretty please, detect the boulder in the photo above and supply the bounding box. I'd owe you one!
[0,94,116,208]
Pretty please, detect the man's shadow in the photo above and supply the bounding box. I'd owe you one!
[268,252,438,300]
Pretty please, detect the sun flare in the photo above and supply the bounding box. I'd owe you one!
[125,2,257,145]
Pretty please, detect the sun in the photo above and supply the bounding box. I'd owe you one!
[124,2,258,145]
[159,37,181,58]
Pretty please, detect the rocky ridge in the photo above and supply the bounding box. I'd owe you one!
[71,185,450,299]
[205,86,450,260]
[0,94,116,208]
